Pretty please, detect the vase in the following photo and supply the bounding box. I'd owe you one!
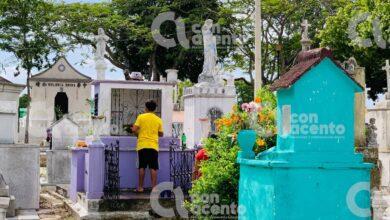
[237,130,256,158]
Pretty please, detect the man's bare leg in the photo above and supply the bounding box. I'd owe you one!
[138,168,145,192]
[151,169,158,188]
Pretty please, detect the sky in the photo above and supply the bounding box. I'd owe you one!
[0,0,384,107]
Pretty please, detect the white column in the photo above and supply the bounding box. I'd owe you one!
[254,0,262,95]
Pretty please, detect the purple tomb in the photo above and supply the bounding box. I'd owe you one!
[69,136,191,201]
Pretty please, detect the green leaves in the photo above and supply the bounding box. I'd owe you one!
[319,0,390,99]
[0,0,63,72]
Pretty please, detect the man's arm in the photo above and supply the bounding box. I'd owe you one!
[158,120,164,137]
[132,116,141,134]
[132,125,140,134]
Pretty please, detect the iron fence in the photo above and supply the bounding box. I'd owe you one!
[169,141,196,196]
[104,140,120,204]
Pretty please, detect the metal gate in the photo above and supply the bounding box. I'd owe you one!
[111,89,161,136]
[104,140,120,203]
[169,141,196,195]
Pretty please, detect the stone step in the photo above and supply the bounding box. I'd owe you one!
[55,184,69,198]
[6,209,39,220]
[6,196,15,218]
[0,185,9,197]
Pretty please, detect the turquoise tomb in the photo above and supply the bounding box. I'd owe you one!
[237,48,373,219]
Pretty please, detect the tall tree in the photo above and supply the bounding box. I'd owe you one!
[224,0,347,85]
[0,0,63,143]
[56,0,233,82]
[319,0,390,99]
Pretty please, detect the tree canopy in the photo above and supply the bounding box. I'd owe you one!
[56,0,233,82]
[0,0,64,143]
[319,0,389,99]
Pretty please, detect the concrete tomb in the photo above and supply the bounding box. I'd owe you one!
[29,57,92,143]
[238,48,373,219]
[369,59,390,219]
[0,77,40,211]
[46,116,79,185]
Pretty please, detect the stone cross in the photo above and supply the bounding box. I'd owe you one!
[301,20,311,40]
[383,59,390,97]
[300,19,312,51]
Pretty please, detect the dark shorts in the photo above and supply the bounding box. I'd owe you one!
[137,149,159,170]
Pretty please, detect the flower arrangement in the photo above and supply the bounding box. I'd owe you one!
[215,86,277,154]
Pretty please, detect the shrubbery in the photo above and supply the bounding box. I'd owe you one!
[187,86,277,217]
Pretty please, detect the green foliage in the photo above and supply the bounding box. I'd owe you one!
[0,0,64,143]
[235,79,253,106]
[19,94,30,109]
[188,86,276,218]
[188,132,240,217]
[0,0,63,73]
[318,0,390,99]
[56,0,234,81]
[223,0,347,85]
[177,79,193,103]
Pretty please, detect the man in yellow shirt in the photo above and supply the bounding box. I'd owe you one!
[132,100,163,192]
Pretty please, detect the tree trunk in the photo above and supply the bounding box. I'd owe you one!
[24,69,31,144]
[150,46,160,81]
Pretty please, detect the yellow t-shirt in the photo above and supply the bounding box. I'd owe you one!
[134,113,163,151]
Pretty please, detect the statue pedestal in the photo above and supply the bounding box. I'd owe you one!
[95,59,107,80]
[183,85,236,147]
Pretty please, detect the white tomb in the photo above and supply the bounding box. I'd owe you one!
[29,57,92,143]
[183,19,237,147]
[369,60,390,219]
[93,80,175,137]
[0,77,40,210]
[0,77,24,144]
[46,116,79,185]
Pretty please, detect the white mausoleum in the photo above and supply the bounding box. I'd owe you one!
[29,57,92,143]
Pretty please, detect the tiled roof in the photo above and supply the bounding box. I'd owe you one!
[270,48,362,91]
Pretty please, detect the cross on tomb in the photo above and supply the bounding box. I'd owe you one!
[383,59,390,96]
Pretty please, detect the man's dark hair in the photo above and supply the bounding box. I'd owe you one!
[145,100,157,112]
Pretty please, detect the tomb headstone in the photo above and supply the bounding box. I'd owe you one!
[47,116,79,184]
[238,48,372,219]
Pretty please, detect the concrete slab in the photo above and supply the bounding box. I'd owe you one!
[47,150,71,185]
[0,197,10,209]
[0,144,40,209]
[6,209,39,220]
